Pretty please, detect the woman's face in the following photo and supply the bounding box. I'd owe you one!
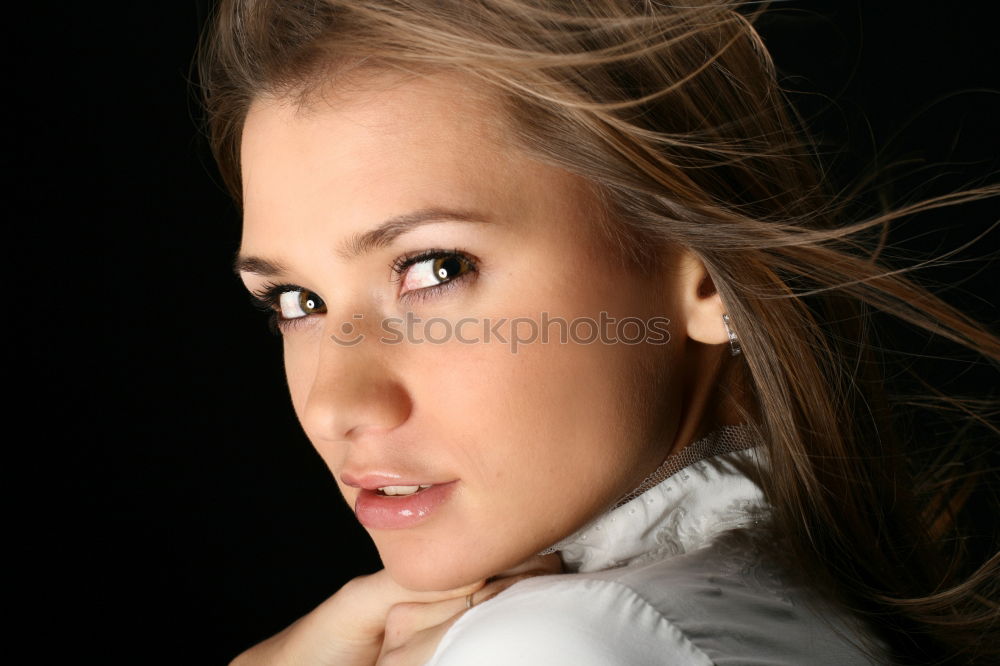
[238,73,693,590]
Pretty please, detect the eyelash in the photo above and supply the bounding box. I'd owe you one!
[389,247,478,304]
[249,248,479,333]
[249,282,308,335]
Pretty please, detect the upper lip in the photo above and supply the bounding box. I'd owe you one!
[341,471,449,490]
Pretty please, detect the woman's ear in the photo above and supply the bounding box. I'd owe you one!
[675,250,729,346]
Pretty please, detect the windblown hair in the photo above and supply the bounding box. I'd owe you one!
[198,1,999,662]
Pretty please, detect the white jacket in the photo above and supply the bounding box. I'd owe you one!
[427,426,888,665]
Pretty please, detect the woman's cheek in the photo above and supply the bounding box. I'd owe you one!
[283,338,313,419]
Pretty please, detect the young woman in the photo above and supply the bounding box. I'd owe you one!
[198,1,999,663]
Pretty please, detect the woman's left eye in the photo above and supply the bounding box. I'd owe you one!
[393,250,477,299]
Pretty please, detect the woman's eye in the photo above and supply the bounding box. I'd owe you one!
[250,251,474,332]
[277,289,327,320]
[400,253,475,294]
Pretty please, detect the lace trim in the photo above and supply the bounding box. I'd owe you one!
[611,424,758,508]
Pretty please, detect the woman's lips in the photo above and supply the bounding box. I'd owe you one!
[354,481,457,530]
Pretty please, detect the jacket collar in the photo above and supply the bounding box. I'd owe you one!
[548,425,767,573]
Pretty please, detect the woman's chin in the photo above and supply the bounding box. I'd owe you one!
[383,555,481,591]
[375,537,501,591]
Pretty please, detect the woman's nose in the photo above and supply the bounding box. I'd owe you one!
[295,317,412,443]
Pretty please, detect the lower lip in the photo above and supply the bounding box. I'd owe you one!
[354,482,457,530]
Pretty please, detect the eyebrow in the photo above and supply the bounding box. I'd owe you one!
[234,207,490,277]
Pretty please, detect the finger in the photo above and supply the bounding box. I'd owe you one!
[381,574,536,655]
[475,571,540,603]
[315,571,485,640]
[377,614,464,666]
[381,596,471,653]
[379,570,557,662]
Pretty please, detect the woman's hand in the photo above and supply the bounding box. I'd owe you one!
[377,553,562,665]
[229,554,562,666]
[229,570,481,666]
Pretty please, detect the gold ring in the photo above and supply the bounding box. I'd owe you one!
[465,592,475,609]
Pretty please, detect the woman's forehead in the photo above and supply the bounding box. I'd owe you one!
[247,69,509,146]
[241,73,528,212]
[238,70,614,264]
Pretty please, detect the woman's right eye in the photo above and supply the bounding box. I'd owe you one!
[277,289,327,320]
[251,284,327,332]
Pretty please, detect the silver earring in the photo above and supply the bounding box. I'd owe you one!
[722,313,741,356]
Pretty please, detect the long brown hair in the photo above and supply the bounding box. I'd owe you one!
[197,1,999,662]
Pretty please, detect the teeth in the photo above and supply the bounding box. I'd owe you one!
[378,484,432,496]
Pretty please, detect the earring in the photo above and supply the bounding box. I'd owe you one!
[722,313,742,356]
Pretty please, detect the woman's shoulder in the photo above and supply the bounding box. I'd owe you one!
[426,572,713,666]
[427,530,889,665]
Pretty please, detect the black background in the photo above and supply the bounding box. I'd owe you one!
[17,2,998,663]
